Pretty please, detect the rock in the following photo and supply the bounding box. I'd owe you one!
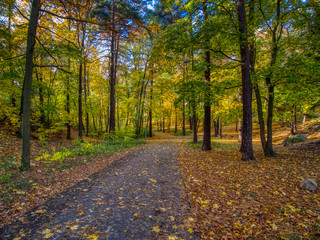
[300,178,318,191]
[283,134,308,146]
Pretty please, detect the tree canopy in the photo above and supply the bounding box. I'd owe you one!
[0,0,319,169]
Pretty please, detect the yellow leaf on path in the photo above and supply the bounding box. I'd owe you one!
[43,233,54,239]
[188,228,194,233]
[87,234,99,240]
[172,225,178,229]
[168,235,178,240]
[168,216,175,221]
[227,201,232,205]
[152,226,160,233]
[271,223,278,231]
[42,229,51,234]
[213,204,219,209]
[36,209,46,214]
[42,229,53,239]
[70,225,79,231]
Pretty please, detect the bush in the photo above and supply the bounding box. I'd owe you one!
[174,130,193,136]
[102,128,136,140]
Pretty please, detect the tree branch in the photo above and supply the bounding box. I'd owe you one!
[35,36,60,66]
[13,3,29,21]
[211,49,241,62]
[38,25,80,49]
[34,64,71,73]
[1,54,24,61]
[40,9,114,31]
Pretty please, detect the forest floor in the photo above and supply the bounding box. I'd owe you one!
[178,123,320,239]
[0,123,320,239]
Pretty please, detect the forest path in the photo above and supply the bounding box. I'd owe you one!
[0,133,198,239]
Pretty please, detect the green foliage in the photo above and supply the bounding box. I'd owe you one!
[0,157,18,184]
[186,139,240,150]
[174,130,192,136]
[0,104,19,129]
[36,138,144,168]
[102,127,136,140]
[95,138,144,155]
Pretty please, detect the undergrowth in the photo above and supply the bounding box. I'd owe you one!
[35,138,145,169]
[187,138,240,150]
[0,138,144,204]
[174,130,193,136]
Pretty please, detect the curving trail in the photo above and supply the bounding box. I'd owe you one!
[0,133,198,239]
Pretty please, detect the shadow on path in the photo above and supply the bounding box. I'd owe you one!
[0,134,198,239]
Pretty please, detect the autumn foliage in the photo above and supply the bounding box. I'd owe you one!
[178,125,320,239]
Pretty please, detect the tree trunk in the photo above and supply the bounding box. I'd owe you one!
[149,68,153,137]
[35,71,46,126]
[237,0,254,160]
[109,0,116,133]
[84,62,89,137]
[174,108,178,133]
[182,99,186,135]
[216,118,219,137]
[78,62,83,139]
[238,87,243,144]
[162,117,165,133]
[66,19,72,140]
[265,81,275,156]
[192,102,197,143]
[189,104,192,131]
[294,105,298,133]
[8,2,16,107]
[202,0,211,151]
[21,0,41,171]
[264,0,282,157]
[219,120,222,138]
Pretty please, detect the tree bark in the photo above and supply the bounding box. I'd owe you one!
[182,99,186,135]
[202,0,211,150]
[21,0,41,171]
[109,0,116,133]
[192,102,197,143]
[237,0,254,160]
[78,62,83,139]
[66,19,72,139]
[264,0,282,156]
[174,108,178,133]
[84,62,89,137]
[149,67,153,137]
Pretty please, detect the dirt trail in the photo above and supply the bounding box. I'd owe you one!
[0,134,198,239]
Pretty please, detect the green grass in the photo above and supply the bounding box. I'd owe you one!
[187,138,240,150]
[36,138,145,170]
[174,130,193,136]
[94,138,145,155]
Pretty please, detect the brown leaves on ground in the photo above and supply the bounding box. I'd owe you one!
[178,131,320,239]
[0,129,140,228]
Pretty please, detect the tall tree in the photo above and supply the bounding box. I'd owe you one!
[21,0,41,170]
[202,0,211,150]
[237,0,254,160]
[94,0,144,133]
